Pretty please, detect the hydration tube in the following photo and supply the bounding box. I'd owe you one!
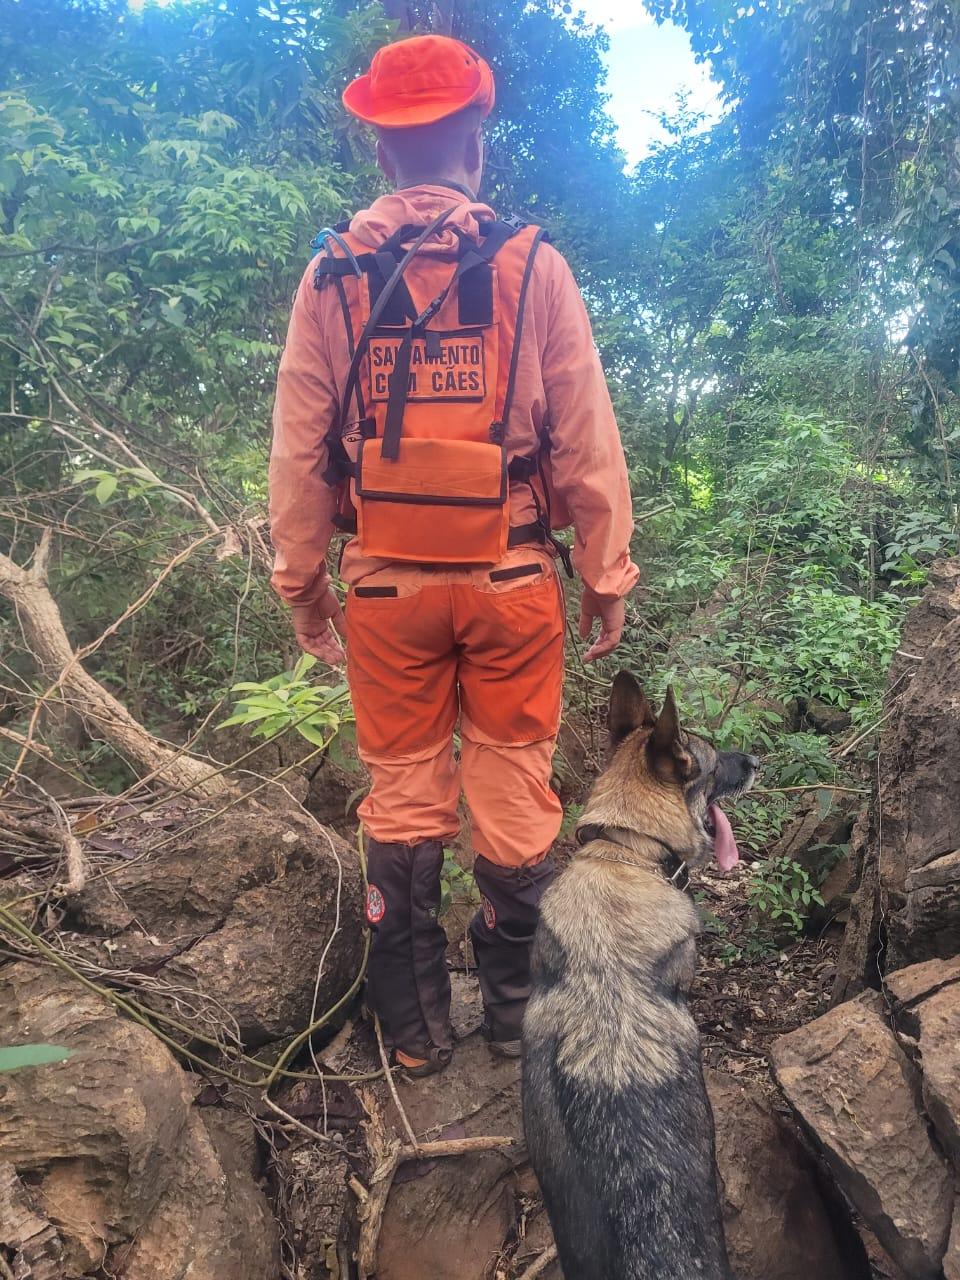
[311,227,363,277]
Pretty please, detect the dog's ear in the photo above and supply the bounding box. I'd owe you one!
[649,686,697,778]
[608,671,655,746]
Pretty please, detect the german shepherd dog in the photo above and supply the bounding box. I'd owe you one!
[522,672,758,1280]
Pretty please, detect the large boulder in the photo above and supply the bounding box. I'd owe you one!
[706,1071,868,1280]
[770,992,954,1279]
[885,956,960,1166]
[66,803,363,1047]
[835,558,960,1000]
[0,963,278,1278]
[769,791,858,880]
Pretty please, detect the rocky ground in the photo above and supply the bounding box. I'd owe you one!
[3,556,960,1279]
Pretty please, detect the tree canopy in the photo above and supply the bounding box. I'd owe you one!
[1,0,957,819]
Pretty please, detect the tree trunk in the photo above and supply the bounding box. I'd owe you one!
[0,532,227,796]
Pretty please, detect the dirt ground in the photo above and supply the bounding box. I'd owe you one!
[691,861,840,1090]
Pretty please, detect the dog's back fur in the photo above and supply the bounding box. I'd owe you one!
[523,673,756,1280]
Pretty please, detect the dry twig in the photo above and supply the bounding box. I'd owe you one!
[261,1095,344,1150]
[352,1089,515,1278]
[515,1244,558,1279]
[373,1012,420,1152]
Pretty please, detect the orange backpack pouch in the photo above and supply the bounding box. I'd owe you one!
[317,217,548,565]
[355,436,509,564]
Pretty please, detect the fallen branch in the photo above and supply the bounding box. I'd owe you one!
[352,1088,515,1277]
[0,726,53,759]
[834,701,900,759]
[0,529,227,797]
[633,500,675,524]
[516,1244,558,1279]
[373,1011,419,1152]
[43,788,86,895]
[402,1135,516,1159]
[354,1092,403,1280]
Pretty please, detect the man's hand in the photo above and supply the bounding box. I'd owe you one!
[290,586,346,666]
[578,586,625,663]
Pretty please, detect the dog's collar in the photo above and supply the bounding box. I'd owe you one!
[575,823,690,890]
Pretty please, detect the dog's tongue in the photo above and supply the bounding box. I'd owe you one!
[709,804,740,871]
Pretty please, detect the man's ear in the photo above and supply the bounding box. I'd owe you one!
[608,671,655,747]
[463,125,483,193]
[375,137,396,182]
[649,687,696,777]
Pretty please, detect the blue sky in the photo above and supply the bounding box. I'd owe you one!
[576,1,721,164]
[125,0,720,164]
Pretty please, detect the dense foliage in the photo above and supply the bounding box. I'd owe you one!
[2,0,957,851]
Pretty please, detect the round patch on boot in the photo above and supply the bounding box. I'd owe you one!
[481,894,496,930]
[365,884,386,924]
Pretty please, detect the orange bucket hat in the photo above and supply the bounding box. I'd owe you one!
[342,34,495,130]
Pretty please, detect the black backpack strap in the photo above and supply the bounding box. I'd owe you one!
[309,230,367,479]
[498,227,572,575]
[380,219,526,462]
[310,226,363,279]
[337,206,460,445]
[499,226,548,436]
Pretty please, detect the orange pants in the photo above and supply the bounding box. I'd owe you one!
[344,546,565,868]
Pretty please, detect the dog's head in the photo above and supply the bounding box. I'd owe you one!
[597,671,759,868]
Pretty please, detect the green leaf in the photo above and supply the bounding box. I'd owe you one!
[160,301,186,329]
[327,725,359,774]
[0,1043,74,1072]
[216,712,251,730]
[217,705,277,727]
[95,474,118,504]
[233,694,288,712]
[293,652,318,679]
[296,720,332,748]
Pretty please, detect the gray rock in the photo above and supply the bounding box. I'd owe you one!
[376,1027,526,1280]
[835,557,960,999]
[884,954,960,1011]
[945,1204,960,1280]
[769,790,858,880]
[0,963,278,1278]
[706,1070,869,1280]
[68,803,363,1047]
[886,957,960,1166]
[804,699,853,735]
[914,982,960,1167]
[770,993,953,1279]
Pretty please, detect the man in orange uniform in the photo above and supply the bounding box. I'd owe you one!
[269,35,638,1074]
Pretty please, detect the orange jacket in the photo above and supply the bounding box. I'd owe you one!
[269,185,639,606]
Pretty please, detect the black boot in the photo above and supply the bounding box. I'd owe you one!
[365,838,453,1071]
[470,854,556,1055]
